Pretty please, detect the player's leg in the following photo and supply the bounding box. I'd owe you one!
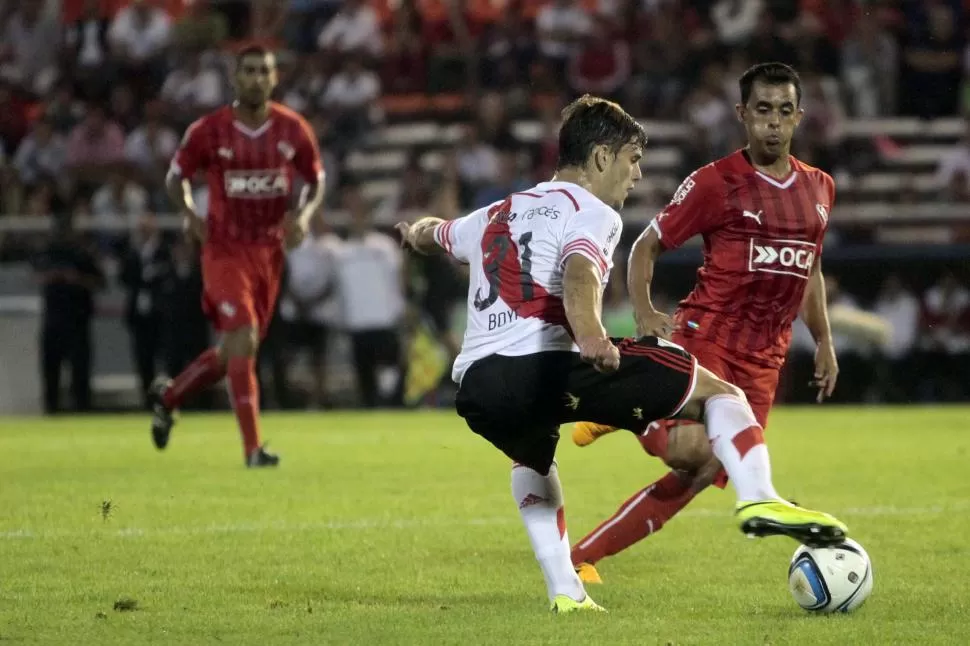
[677,365,847,545]
[221,323,276,466]
[571,331,704,447]
[571,468,697,580]
[569,339,731,577]
[150,245,233,450]
[511,455,602,613]
[455,353,604,613]
[572,355,784,579]
[230,246,286,467]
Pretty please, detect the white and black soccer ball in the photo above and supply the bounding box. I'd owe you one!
[788,538,873,613]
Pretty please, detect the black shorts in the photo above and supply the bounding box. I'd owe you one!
[454,336,697,474]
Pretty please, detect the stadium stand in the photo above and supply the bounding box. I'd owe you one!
[0,0,967,412]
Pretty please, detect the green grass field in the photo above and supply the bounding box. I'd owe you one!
[1,407,969,645]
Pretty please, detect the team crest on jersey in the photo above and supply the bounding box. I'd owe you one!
[816,203,829,225]
[277,141,295,161]
[224,169,289,199]
[218,147,234,160]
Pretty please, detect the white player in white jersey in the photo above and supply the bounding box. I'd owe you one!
[395,95,847,614]
[436,181,623,384]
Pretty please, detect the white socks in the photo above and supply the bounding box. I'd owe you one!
[511,462,585,603]
[704,394,780,503]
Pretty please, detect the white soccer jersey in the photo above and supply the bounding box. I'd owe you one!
[434,181,623,384]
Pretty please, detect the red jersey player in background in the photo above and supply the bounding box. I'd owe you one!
[570,63,840,582]
[150,45,325,467]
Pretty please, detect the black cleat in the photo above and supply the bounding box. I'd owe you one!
[149,377,176,450]
[246,446,280,468]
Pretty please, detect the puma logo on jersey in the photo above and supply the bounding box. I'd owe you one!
[224,170,289,198]
[748,239,816,279]
[565,392,581,410]
[218,147,234,160]
[219,302,237,318]
[633,407,644,420]
[742,209,763,224]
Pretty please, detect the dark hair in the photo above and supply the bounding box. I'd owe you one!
[739,62,802,106]
[556,95,647,170]
[236,44,274,67]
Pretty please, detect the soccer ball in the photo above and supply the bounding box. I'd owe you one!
[788,538,873,613]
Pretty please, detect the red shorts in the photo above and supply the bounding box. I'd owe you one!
[201,243,284,339]
[640,332,781,486]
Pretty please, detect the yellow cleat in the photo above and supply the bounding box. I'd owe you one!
[735,499,848,548]
[575,562,603,584]
[572,422,620,447]
[550,594,607,614]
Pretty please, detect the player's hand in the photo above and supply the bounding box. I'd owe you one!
[577,336,621,373]
[283,212,309,250]
[182,209,206,244]
[394,222,415,250]
[811,338,839,403]
[635,309,674,340]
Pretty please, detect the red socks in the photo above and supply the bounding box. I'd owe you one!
[163,349,262,458]
[164,348,225,409]
[571,471,696,566]
[226,356,261,457]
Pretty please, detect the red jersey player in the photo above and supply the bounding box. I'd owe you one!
[569,63,841,582]
[150,45,325,467]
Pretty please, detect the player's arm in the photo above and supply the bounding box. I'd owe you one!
[560,209,624,372]
[799,259,838,402]
[396,205,491,261]
[629,167,720,338]
[165,169,199,215]
[290,118,327,229]
[166,119,208,242]
[295,180,325,226]
[395,217,446,255]
[627,225,670,337]
[562,255,619,372]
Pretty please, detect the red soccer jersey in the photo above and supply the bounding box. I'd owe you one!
[170,102,323,246]
[650,150,835,367]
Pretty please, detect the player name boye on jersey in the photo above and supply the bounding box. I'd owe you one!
[649,150,835,368]
[168,103,324,245]
[434,181,624,384]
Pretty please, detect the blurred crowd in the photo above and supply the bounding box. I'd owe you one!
[0,0,968,411]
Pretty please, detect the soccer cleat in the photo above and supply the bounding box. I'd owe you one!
[735,500,848,548]
[571,422,620,447]
[246,445,280,468]
[550,594,607,614]
[149,377,176,450]
[575,562,603,585]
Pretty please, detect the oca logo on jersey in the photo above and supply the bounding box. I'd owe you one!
[225,170,289,199]
[748,238,816,279]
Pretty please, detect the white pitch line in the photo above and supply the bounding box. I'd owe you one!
[1,502,965,541]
